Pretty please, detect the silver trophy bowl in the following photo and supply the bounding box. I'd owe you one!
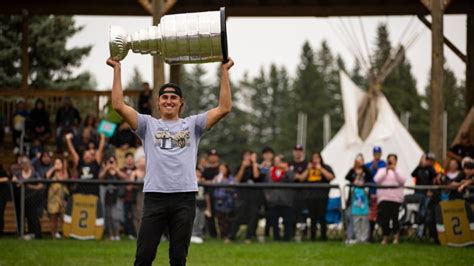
[109,7,228,64]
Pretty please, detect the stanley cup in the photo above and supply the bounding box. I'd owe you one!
[109,7,228,64]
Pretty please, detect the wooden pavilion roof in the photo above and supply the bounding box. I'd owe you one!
[2,0,472,17]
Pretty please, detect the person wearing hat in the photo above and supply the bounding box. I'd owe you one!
[107,56,234,266]
[411,153,439,239]
[365,146,386,242]
[290,144,308,241]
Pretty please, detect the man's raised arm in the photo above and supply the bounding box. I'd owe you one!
[106,58,139,130]
[206,58,234,129]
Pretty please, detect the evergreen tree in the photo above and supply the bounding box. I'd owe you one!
[125,66,144,90]
[293,41,324,153]
[0,15,94,89]
[425,65,465,146]
[371,23,427,150]
[350,59,368,89]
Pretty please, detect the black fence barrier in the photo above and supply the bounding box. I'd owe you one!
[2,179,472,242]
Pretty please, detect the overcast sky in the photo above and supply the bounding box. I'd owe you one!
[68,14,466,94]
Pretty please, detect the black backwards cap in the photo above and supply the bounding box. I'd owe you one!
[159,83,182,98]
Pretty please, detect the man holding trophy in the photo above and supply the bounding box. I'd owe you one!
[107,8,233,266]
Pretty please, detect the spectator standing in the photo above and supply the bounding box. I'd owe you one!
[191,168,206,244]
[55,97,81,153]
[259,147,274,238]
[65,132,105,196]
[138,82,152,115]
[33,151,53,179]
[365,146,386,242]
[300,152,335,241]
[441,158,464,200]
[130,156,146,234]
[46,157,69,239]
[457,160,474,203]
[100,155,127,240]
[264,155,294,241]
[228,150,261,243]
[121,152,138,239]
[345,154,371,244]
[201,149,220,238]
[374,154,407,245]
[28,99,51,149]
[12,157,44,240]
[411,153,439,239]
[289,144,308,240]
[212,163,234,240]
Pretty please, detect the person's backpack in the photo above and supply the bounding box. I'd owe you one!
[351,187,369,216]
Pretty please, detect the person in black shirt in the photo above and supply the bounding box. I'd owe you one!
[289,144,308,240]
[28,99,51,148]
[411,153,439,239]
[65,132,105,196]
[300,152,335,241]
[228,150,261,243]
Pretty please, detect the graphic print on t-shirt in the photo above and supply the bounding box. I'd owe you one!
[154,128,190,149]
[80,166,93,179]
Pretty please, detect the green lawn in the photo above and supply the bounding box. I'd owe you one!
[0,238,472,266]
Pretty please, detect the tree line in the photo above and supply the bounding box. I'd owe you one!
[0,15,465,169]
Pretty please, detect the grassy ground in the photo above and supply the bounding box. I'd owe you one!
[1,238,473,266]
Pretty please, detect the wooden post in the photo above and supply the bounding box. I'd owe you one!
[152,0,165,117]
[429,0,445,160]
[20,10,29,90]
[466,14,474,116]
[170,65,181,84]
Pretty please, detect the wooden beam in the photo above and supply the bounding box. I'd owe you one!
[169,65,181,84]
[417,15,466,63]
[161,0,177,17]
[429,0,445,160]
[2,1,473,17]
[152,0,165,118]
[137,0,152,15]
[20,10,29,90]
[467,14,474,116]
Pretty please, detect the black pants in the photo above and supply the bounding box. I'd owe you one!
[377,201,401,236]
[25,190,43,239]
[123,201,137,236]
[135,192,196,266]
[269,205,293,241]
[307,196,328,240]
[229,190,262,240]
[0,186,9,236]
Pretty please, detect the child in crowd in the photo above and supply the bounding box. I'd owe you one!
[46,158,69,239]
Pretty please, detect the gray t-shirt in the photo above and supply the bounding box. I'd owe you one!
[134,112,207,193]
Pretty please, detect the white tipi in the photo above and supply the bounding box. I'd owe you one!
[322,71,423,196]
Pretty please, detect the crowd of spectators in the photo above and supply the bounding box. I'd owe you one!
[0,96,473,245]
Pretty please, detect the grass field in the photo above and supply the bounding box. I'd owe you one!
[0,238,473,266]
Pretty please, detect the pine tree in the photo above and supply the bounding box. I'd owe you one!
[425,65,465,146]
[0,15,94,89]
[371,23,427,150]
[125,66,144,90]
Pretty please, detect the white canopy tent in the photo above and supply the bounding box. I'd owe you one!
[323,71,423,197]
